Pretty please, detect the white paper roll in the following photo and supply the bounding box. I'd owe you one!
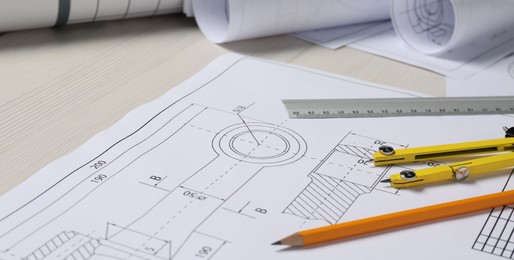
[192,0,390,43]
[391,0,514,55]
[0,0,183,32]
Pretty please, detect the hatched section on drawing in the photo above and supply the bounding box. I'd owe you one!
[283,173,371,224]
[473,205,514,258]
[336,144,374,159]
[25,231,100,260]
[25,231,77,260]
[62,239,100,260]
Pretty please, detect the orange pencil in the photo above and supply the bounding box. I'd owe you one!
[273,189,514,247]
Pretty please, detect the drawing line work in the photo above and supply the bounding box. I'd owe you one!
[0,101,309,259]
[24,229,172,260]
[106,114,307,258]
[473,170,514,259]
[25,231,100,260]
[68,0,183,24]
[1,55,513,259]
[407,0,453,45]
[474,205,514,259]
[283,133,407,225]
[392,0,514,57]
[0,0,182,32]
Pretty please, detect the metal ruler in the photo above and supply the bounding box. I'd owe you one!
[283,96,514,119]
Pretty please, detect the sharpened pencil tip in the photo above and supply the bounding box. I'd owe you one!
[380,178,391,183]
[272,241,282,245]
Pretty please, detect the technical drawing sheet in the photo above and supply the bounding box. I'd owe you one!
[295,23,514,79]
[348,26,514,79]
[293,0,514,79]
[291,21,392,50]
[1,54,514,260]
[391,0,514,55]
[446,54,514,96]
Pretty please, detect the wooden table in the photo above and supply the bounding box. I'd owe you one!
[0,14,444,195]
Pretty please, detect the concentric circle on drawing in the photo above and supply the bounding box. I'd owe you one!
[213,122,307,165]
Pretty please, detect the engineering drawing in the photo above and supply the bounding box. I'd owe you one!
[407,0,454,45]
[283,133,406,224]
[473,170,514,258]
[2,56,511,259]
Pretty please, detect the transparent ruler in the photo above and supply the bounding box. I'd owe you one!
[283,96,514,119]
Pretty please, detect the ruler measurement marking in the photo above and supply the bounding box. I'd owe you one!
[283,96,514,119]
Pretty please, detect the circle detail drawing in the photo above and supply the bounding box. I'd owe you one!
[410,0,453,44]
[213,122,307,166]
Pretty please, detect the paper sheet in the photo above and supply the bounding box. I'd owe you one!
[192,0,389,43]
[348,26,514,79]
[294,20,514,79]
[1,53,514,259]
[446,54,514,96]
[291,21,391,50]
[292,0,514,79]
[0,0,183,32]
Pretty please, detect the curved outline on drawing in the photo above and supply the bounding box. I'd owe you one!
[213,122,307,166]
[407,0,454,45]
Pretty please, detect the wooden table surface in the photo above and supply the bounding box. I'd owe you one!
[0,14,444,195]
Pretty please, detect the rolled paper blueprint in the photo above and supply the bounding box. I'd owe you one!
[192,0,390,43]
[391,0,514,55]
[0,0,183,33]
